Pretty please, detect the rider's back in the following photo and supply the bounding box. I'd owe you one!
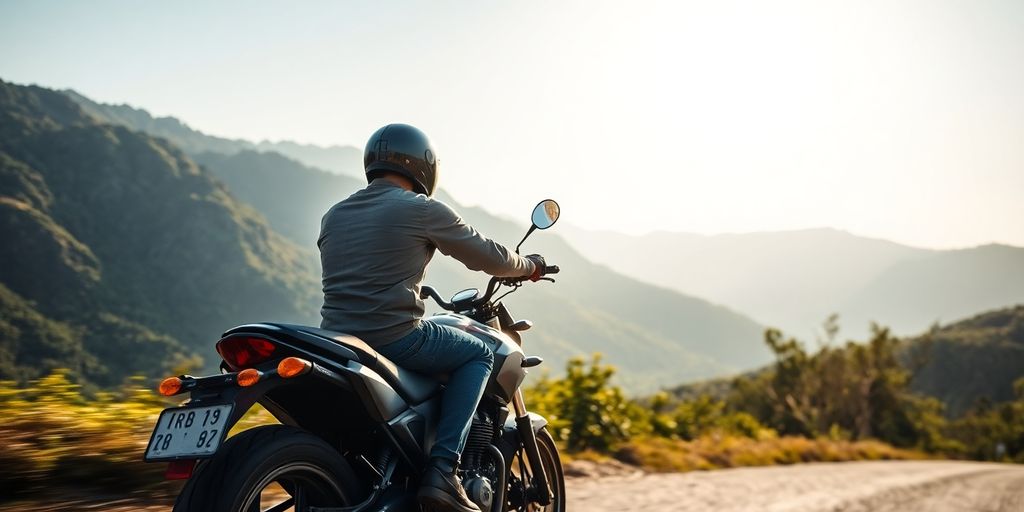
[318,179,531,347]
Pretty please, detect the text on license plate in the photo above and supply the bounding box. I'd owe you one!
[145,404,233,461]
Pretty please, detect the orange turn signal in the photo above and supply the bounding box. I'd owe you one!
[158,377,183,396]
[278,357,312,378]
[236,368,262,387]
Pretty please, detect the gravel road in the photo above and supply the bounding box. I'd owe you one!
[566,460,1024,512]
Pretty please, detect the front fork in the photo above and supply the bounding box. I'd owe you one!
[511,389,552,506]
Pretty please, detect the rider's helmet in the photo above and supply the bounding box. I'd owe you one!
[363,124,438,196]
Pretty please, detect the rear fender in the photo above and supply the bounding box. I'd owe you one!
[187,356,430,471]
[184,361,352,439]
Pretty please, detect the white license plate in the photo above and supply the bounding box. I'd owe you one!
[145,404,233,461]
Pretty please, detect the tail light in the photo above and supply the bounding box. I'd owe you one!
[278,357,313,378]
[236,368,262,387]
[165,459,195,480]
[158,376,183,396]
[217,336,277,369]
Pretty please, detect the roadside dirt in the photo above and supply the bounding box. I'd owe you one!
[4,460,1022,511]
[566,460,1024,511]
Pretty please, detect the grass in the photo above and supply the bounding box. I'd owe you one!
[611,434,926,473]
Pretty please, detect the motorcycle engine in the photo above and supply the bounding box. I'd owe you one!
[460,409,498,509]
[463,476,494,510]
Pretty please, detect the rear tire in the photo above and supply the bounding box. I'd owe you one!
[173,425,361,512]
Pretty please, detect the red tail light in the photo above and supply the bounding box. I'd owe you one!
[217,336,277,369]
[165,459,195,480]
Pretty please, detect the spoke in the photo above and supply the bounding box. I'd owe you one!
[292,483,307,512]
[264,498,295,512]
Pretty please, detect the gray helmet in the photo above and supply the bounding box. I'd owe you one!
[363,124,438,195]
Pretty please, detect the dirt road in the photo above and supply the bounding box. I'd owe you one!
[566,460,1024,511]
[5,460,1022,511]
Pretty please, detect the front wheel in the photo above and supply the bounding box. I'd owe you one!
[173,425,361,512]
[506,427,565,512]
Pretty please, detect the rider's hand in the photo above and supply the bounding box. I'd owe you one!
[525,254,546,282]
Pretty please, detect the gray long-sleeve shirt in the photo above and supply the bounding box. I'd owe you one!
[318,179,535,347]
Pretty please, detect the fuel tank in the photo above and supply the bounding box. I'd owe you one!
[425,313,527,403]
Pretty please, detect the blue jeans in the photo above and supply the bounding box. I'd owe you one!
[377,320,494,463]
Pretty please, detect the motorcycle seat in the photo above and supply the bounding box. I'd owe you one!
[227,323,440,404]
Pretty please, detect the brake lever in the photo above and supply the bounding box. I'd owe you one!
[538,277,556,283]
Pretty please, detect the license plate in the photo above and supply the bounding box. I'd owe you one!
[144,404,233,461]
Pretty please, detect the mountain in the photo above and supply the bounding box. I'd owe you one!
[62,90,363,176]
[908,305,1024,417]
[0,79,320,384]
[192,150,364,248]
[562,226,1024,340]
[62,89,249,155]
[841,245,1024,335]
[253,140,362,178]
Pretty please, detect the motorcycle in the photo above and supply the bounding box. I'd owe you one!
[144,199,566,512]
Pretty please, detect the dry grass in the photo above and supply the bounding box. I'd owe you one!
[0,371,277,499]
[612,434,926,473]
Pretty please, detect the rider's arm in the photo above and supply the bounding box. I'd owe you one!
[423,199,536,278]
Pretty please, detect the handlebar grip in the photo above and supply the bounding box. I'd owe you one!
[544,265,560,275]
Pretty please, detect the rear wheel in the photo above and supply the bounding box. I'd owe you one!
[173,425,361,512]
[506,428,565,512]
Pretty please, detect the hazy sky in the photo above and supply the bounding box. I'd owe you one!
[2,0,1022,249]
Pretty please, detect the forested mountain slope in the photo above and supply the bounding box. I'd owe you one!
[909,305,1024,417]
[0,80,320,384]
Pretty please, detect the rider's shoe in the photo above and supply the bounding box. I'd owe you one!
[417,457,482,512]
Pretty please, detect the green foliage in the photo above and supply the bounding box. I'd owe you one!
[0,283,100,382]
[525,354,924,474]
[944,377,1024,461]
[728,325,954,450]
[908,306,1024,417]
[526,354,640,452]
[527,355,770,454]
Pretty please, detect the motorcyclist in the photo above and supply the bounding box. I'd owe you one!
[318,123,544,512]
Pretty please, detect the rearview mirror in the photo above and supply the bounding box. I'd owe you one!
[531,199,560,230]
[516,199,560,253]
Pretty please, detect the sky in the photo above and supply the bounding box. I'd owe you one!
[1,0,1022,249]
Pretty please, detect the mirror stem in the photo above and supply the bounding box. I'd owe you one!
[515,225,537,255]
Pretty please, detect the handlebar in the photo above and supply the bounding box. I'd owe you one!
[419,285,454,310]
[420,260,559,312]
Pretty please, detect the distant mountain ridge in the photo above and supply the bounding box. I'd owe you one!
[62,89,363,176]
[563,226,1024,339]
